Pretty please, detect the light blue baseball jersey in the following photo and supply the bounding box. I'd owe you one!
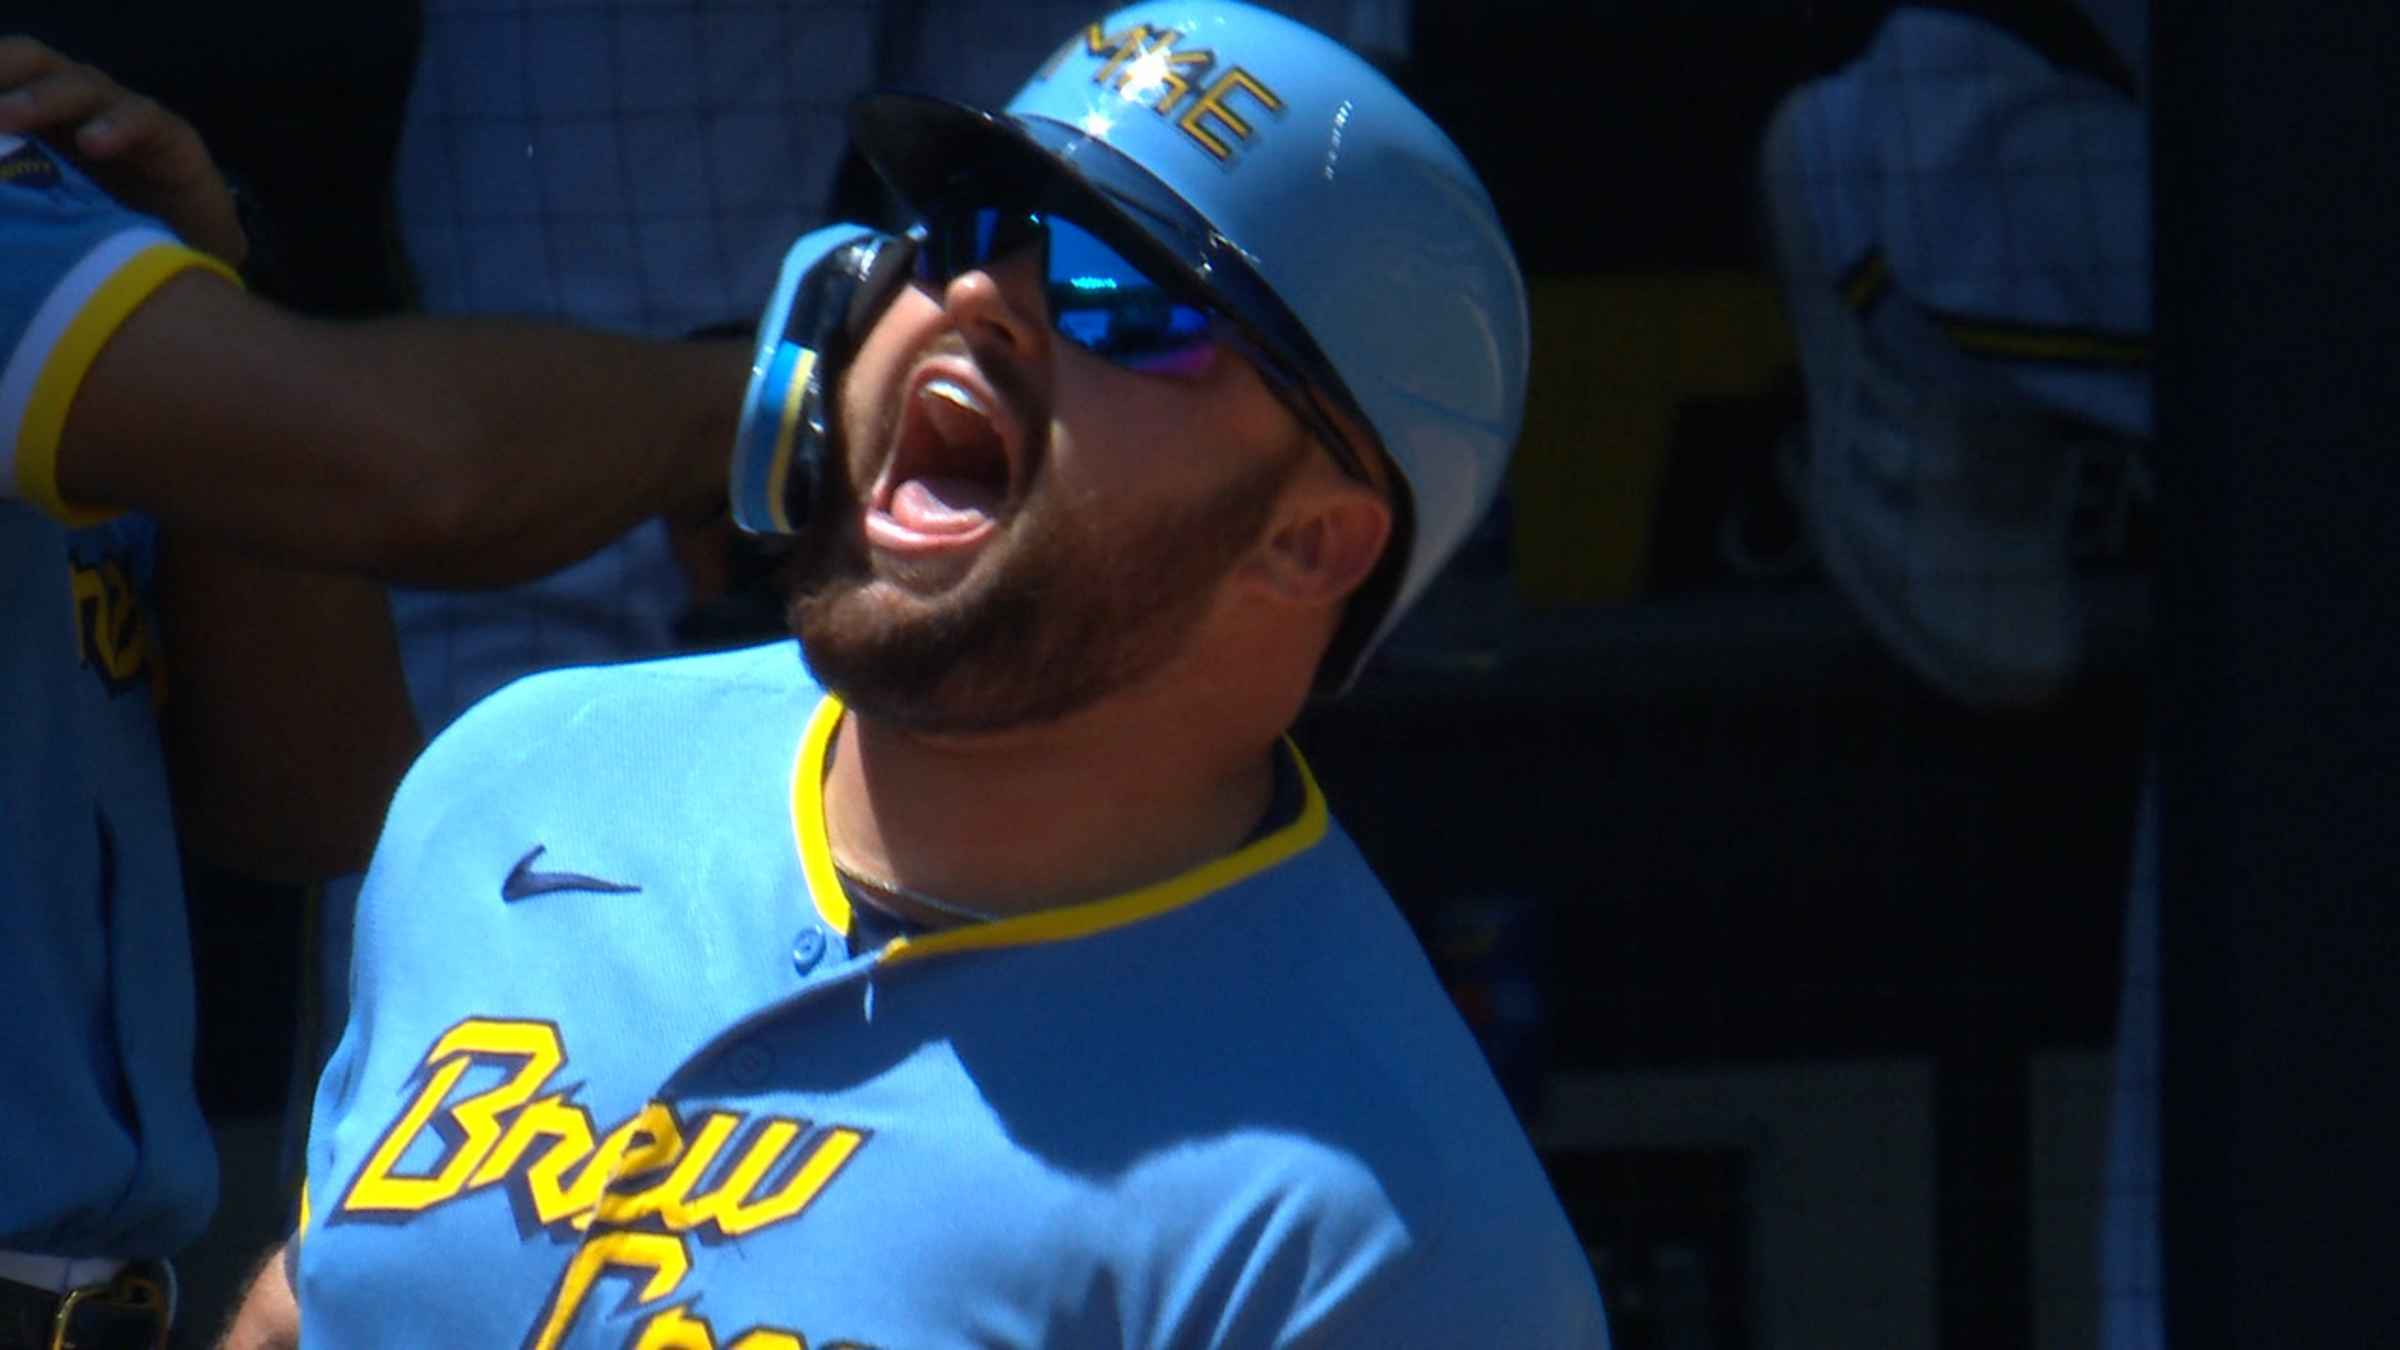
[1,132,232,1256]
[296,642,1608,1348]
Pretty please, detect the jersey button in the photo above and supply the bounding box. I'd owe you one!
[792,927,828,972]
[727,1042,772,1087]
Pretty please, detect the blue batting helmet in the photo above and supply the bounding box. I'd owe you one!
[735,1,1528,689]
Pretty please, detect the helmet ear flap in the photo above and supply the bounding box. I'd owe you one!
[729,227,917,536]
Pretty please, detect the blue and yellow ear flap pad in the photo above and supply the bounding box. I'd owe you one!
[730,225,918,536]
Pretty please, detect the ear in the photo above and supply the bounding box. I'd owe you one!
[1248,481,1393,608]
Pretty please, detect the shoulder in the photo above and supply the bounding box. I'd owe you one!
[1085,840,1608,1340]
[1114,1125,1608,1346]
[352,640,824,955]
[382,639,822,830]
[443,639,819,744]
[1252,1131,1607,1345]
[1,131,215,335]
[1164,820,1611,1338]
[1,132,143,249]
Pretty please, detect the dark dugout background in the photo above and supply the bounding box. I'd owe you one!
[4,1,2394,1346]
[2148,4,2400,1349]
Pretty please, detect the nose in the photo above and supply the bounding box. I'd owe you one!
[941,250,1048,367]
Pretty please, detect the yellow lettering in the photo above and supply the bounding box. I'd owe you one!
[68,564,103,666]
[1087,23,1168,88]
[340,1055,476,1212]
[473,1091,599,1227]
[632,1304,719,1350]
[340,1018,565,1215]
[528,1231,690,1350]
[68,561,146,681]
[67,553,160,699]
[560,1101,685,1231]
[1078,24,1217,116]
[100,562,142,681]
[595,1110,744,1228]
[1175,67,1284,161]
[688,1122,868,1238]
[345,1020,879,1349]
[1138,48,1217,117]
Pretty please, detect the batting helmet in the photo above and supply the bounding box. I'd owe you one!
[734,0,1528,690]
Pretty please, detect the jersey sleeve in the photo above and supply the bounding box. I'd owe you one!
[1122,1130,1612,1349]
[0,132,239,523]
[1282,1199,1615,1348]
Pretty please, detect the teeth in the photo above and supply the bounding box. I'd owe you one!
[923,378,988,415]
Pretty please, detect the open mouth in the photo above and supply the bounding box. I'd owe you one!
[868,365,1022,550]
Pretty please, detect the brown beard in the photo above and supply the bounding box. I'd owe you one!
[787,427,1302,735]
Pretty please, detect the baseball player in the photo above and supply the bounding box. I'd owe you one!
[235,4,1610,1346]
[0,40,756,1348]
[343,0,1415,1076]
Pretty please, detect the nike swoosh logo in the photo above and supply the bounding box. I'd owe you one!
[502,845,643,903]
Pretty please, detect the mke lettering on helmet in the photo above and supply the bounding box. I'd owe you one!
[1037,22,1287,164]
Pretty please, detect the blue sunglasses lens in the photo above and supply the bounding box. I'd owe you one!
[918,208,1217,373]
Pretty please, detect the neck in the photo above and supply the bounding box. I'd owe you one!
[822,684,1282,922]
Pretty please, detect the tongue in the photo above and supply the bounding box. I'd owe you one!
[890,476,1002,534]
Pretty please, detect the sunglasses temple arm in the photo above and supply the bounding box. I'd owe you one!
[1280,371,1373,485]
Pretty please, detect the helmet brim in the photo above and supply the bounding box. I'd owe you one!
[848,93,1072,223]
[848,94,1277,355]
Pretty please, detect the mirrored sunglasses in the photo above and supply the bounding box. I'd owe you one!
[911,206,1370,481]
[914,207,1222,376]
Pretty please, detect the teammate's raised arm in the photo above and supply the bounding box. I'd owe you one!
[53,275,744,584]
[1,35,744,586]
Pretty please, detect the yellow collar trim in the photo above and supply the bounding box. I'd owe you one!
[788,694,1328,966]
